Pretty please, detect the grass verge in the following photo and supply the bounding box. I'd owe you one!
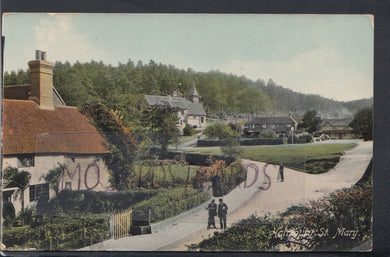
[188,143,357,174]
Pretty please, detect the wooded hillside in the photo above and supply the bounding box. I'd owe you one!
[4,60,372,127]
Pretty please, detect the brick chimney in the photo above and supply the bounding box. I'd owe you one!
[28,50,54,110]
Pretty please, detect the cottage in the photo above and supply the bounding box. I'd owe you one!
[145,83,207,132]
[2,51,111,213]
[245,114,297,137]
[319,119,354,139]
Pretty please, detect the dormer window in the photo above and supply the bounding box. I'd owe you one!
[17,154,35,167]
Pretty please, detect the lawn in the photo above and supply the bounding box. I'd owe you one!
[187,143,357,174]
[133,164,201,186]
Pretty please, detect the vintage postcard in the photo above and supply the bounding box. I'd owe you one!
[1,13,373,252]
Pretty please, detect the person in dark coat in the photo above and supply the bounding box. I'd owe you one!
[206,199,217,229]
[279,164,284,182]
[217,198,228,229]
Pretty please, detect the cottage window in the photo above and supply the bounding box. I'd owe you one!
[286,124,291,128]
[29,183,49,202]
[201,117,205,123]
[65,182,72,190]
[17,154,35,167]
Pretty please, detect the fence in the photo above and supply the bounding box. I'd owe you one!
[110,208,132,240]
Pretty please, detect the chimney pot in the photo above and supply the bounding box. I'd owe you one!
[41,51,47,61]
[35,50,41,60]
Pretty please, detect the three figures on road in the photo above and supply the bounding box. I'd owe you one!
[206,198,228,230]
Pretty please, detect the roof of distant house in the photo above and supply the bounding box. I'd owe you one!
[247,116,296,125]
[4,84,66,108]
[145,95,206,116]
[3,99,109,155]
[320,118,352,128]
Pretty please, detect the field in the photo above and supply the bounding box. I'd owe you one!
[187,143,357,174]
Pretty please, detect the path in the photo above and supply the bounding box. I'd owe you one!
[81,141,372,251]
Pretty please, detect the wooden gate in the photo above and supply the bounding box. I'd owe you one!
[110,208,132,239]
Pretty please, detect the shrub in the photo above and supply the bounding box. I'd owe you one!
[228,122,242,134]
[3,216,109,250]
[132,187,208,223]
[183,124,195,136]
[221,137,242,158]
[43,190,159,216]
[260,132,277,138]
[204,123,233,138]
[190,182,372,251]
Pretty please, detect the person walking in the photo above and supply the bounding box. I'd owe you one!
[279,163,284,182]
[206,199,217,229]
[217,198,228,229]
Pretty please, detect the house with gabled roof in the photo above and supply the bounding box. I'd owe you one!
[2,51,111,213]
[245,113,297,137]
[145,83,207,133]
[319,118,354,139]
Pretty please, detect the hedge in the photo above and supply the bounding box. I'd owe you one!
[3,216,109,250]
[41,189,159,216]
[167,152,236,166]
[197,138,284,147]
[132,187,208,223]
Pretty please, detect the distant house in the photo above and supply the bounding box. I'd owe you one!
[319,119,354,139]
[3,50,111,213]
[145,83,207,132]
[245,114,297,137]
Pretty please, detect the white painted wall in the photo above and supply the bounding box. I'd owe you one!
[3,154,111,214]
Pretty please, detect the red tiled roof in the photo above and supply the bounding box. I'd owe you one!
[3,99,109,155]
[4,85,31,100]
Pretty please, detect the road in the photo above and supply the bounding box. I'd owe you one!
[80,140,372,251]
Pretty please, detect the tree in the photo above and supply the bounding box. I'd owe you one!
[3,167,31,211]
[42,167,62,196]
[349,106,373,141]
[81,103,137,190]
[221,136,242,159]
[299,110,322,134]
[142,106,179,159]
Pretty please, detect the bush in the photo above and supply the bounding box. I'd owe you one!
[190,182,372,251]
[288,134,313,144]
[132,187,208,223]
[260,132,277,138]
[43,190,159,216]
[204,123,233,138]
[183,124,195,136]
[228,122,242,134]
[3,201,16,226]
[221,137,242,158]
[3,216,109,250]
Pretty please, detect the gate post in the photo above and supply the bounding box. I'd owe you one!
[109,215,114,239]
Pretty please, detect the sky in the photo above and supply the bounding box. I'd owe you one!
[2,13,373,101]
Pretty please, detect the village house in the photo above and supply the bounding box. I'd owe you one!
[2,51,111,213]
[319,118,354,139]
[244,113,297,137]
[145,83,207,133]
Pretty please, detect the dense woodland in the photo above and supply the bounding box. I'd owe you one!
[4,59,373,130]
